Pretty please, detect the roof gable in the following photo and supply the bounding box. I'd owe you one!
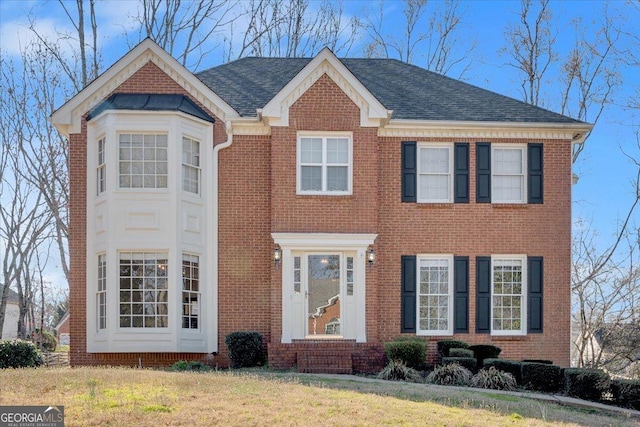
[50,39,236,136]
[259,48,391,127]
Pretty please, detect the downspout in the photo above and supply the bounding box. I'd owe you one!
[211,121,233,353]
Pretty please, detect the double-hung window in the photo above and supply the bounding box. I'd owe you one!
[417,255,453,335]
[182,253,200,329]
[97,254,107,330]
[182,137,200,194]
[492,145,526,203]
[298,135,351,194]
[97,137,106,195]
[492,256,526,335]
[118,134,168,189]
[418,144,452,202]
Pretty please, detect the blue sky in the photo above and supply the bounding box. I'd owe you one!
[1,0,639,249]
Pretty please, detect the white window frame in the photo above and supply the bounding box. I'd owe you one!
[417,143,453,203]
[118,133,169,189]
[182,136,201,195]
[97,137,106,195]
[97,253,107,331]
[491,255,527,336]
[416,255,454,336]
[297,133,352,195]
[491,144,526,204]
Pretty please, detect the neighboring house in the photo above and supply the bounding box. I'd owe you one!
[55,313,70,346]
[1,288,19,339]
[50,39,591,373]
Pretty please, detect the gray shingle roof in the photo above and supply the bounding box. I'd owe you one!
[196,57,583,124]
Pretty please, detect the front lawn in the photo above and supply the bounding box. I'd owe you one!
[0,367,636,426]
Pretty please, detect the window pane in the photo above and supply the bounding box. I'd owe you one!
[418,258,450,332]
[327,138,348,163]
[420,147,449,173]
[419,175,449,200]
[493,176,524,201]
[119,252,168,328]
[327,166,348,191]
[300,138,322,163]
[494,148,523,174]
[301,166,322,190]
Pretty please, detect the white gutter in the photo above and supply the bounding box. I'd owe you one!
[210,121,234,353]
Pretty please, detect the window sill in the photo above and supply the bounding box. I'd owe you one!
[415,203,454,209]
[489,335,528,341]
[491,203,528,209]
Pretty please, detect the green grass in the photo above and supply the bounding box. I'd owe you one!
[0,367,637,426]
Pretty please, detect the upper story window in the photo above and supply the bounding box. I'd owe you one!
[182,136,200,194]
[118,133,168,189]
[418,144,452,203]
[492,145,525,203]
[297,135,352,195]
[97,137,106,195]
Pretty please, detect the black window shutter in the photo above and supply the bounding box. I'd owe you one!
[401,141,417,203]
[476,256,491,333]
[528,256,544,333]
[454,143,470,203]
[528,143,543,204]
[401,255,417,333]
[453,256,469,333]
[476,142,491,203]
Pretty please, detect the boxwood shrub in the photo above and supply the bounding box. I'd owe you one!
[170,360,211,372]
[436,340,469,357]
[483,359,522,384]
[442,356,476,372]
[384,337,427,370]
[224,331,266,368]
[449,348,474,358]
[468,345,501,366]
[611,379,640,410]
[0,339,43,369]
[521,362,563,392]
[563,368,610,401]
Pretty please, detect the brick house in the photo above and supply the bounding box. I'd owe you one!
[51,39,591,373]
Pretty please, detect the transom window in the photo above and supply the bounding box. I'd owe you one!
[298,135,351,194]
[492,256,526,335]
[182,253,200,329]
[182,137,200,194]
[97,137,106,195]
[118,133,168,189]
[97,254,107,330]
[492,145,526,203]
[118,251,168,328]
[417,256,453,335]
[418,144,452,202]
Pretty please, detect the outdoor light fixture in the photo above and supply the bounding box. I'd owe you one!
[367,246,375,269]
[274,246,281,270]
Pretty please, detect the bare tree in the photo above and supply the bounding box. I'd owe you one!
[226,0,359,60]
[360,0,474,78]
[501,0,556,107]
[130,0,237,70]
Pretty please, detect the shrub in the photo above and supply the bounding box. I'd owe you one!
[442,357,476,372]
[611,379,640,410]
[483,359,522,384]
[521,362,563,392]
[170,360,211,372]
[468,345,501,366]
[449,348,474,358]
[471,367,517,391]
[225,331,266,368]
[436,340,469,357]
[425,363,472,386]
[30,329,57,352]
[563,368,610,401]
[384,337,427,370]
[378,359,423,383]
[0,339,44,368]
[522,359,553,364]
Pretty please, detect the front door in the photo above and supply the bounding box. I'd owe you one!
[306,254,341,337]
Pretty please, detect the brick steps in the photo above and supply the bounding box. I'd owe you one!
[297,349,353,374]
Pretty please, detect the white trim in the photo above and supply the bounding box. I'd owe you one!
[261,47,391,127]
[416,255,454,336]
[417,143,454,203]
[50,39,238,136]
[491,255,528,336]
[272,233,377,248]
